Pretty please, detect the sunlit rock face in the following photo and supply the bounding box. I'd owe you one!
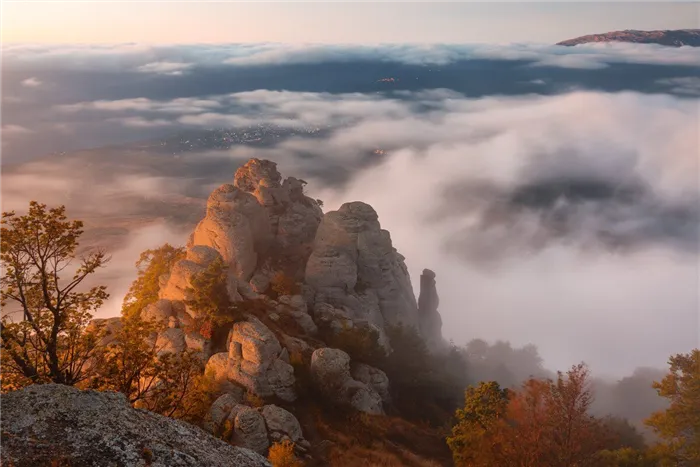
[191,158,323,300]
[305,201,446,348]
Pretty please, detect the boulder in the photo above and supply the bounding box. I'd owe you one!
[206,352,232,382]
[207,390,245,433]
[280,334,314,362]
[0,384,270,467]
[277,295,318,335]
[261,405,305,444]
[310,348,384,414]
[210,317,296,401]
[228,405,270,455]
[351,362,391,403]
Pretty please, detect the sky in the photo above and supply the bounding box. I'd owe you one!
[2,2,699,45]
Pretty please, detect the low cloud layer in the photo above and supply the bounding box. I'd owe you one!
[2,47,698,377]
[5,42,700,71]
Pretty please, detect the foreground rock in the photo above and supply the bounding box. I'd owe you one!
[1,384,270,467]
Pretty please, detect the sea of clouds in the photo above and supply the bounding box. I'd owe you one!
[2,43,698,376]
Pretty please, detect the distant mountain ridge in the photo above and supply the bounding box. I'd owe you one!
[557,29,700,47]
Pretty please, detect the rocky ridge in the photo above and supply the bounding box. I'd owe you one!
[557,29,700,47]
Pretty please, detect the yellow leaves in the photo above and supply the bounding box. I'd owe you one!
[645,349,700,465]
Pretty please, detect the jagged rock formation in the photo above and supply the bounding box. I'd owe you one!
[305,201,434,346]
[557,29,700,47]
[116,158,447,431]
[310,347,385,414]
[0,384,270,467]
[418,269,444,351]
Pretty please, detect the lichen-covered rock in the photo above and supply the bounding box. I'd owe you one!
[228,405,270,455]
[310,348,384,414]
[261,405,305,444]
[351,362,391,403]
[0,384,270,467]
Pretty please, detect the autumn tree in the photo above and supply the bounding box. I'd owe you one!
[121,243,184,318]
[448,363,611,467]
[645,349,700,466]
[1,202,109,388]
[543,363,608,467]
[447,381,511,467]
[89,314,213,423]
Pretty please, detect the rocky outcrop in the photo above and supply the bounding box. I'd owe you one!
[0,384,270,467]
[205,316,296,401]
[306,203,417,329]
[310,348,384,415]
[418,269,444,351]
[192,184,272,282]
[190,159,322,301]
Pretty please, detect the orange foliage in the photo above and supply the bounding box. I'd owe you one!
[449,364,610,467]
[268,440,304,467]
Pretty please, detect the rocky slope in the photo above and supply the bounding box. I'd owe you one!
[557,29,700,47]
[0,384,270,467]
